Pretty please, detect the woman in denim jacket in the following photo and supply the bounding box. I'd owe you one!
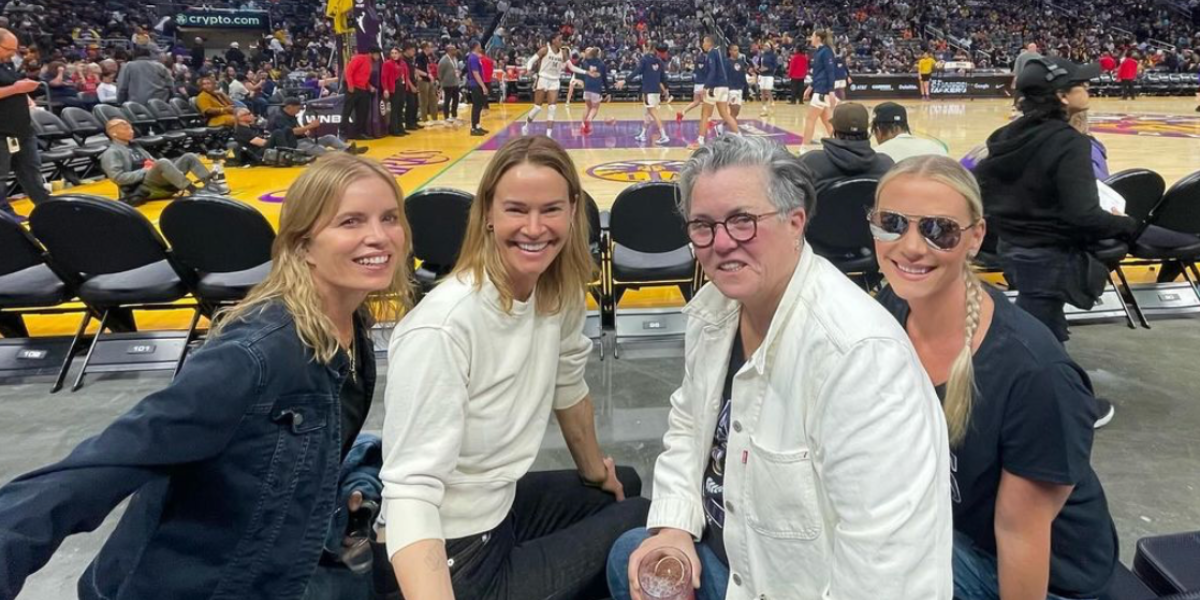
[0,153,414,600]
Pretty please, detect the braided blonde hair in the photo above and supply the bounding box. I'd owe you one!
[876,156,985,447]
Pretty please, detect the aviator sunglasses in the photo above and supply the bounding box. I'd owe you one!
[867,208,978,251]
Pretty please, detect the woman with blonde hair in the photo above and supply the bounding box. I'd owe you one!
[871,155,1117,600]
[380,135,648,600]
[0,153,413,599]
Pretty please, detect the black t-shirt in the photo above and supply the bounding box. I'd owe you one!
[339,333,370,459]
[415,53,431,82]
[699,328,744,567]
[877,284,1117,598]
[233,125,268,161]
[0,62,32,138]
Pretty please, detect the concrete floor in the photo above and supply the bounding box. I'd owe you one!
[2,314,1199,599]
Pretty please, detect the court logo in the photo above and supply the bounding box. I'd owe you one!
[381,150,449,176]
[587,159,687,183]
[1089,113,1200,139]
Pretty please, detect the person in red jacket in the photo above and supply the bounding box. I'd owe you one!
[1098,51,1116,73]
[1117,50,1139,100]
[480,51,494,114]
[342,46,381,140]
[787,45,809,105]
[382,47,409,136]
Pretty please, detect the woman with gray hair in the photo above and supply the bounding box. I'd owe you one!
[606,134,953,600]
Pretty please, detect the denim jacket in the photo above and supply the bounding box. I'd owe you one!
[0,301,375,600]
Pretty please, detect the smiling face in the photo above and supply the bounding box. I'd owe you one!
[689,164,805,306]
[305,175,407,306]
[488,162,575,300]
[874,174,984,304]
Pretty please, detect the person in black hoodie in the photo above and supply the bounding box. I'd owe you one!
[974,57,1136,345]
[799,102,893,192]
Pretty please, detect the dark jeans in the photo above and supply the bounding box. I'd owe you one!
[469,86,485,128]
[377,468,649,600]
[342,89,372,140]
[404,90,418,128]
[790,78,804,103]
[999,241,1073,342]
[443,85,460,120]
[1120,79,1136,100]
[0,131,49,216]
[388,89,406,135]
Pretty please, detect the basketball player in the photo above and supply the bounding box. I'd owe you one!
[521,34,587,135]
[617,42,671,145]
[833,50,851,100]
[579,47,609,135]
[691,34,740,149]
[565,49,583,105]
[758,41,778,114]
[727,44,750,120]
[676,46,706,122]
[802,29,836,146]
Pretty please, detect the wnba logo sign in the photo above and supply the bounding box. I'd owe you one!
[587,160,687,183]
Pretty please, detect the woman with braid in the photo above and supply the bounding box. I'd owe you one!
[870,156,1117,600]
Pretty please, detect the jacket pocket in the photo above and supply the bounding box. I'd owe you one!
[744,437,822,540]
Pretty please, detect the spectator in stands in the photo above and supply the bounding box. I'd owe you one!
[787,43,808,105]
[228,72,249,105]
[231,105,274,164]
[341,45,378,140]
[438,44,461,124]
[116,45,172,105]
[225,41,245,67]
[100,118,226,205]
[800,102,893,192]
[871,102,948,162]
[0,28,46,218]
[96,71,117,104]
[379,135,646,600]
[190,36,205,69]
[974,57,1136,361]
[1117,50,1139,100]
[382,47,409,137]
[872,155,1119,600]
[607,134,952,600]
[0,153,413,600]
[271,97,363,157]
[42,60,96,110]
[196,75,236,128]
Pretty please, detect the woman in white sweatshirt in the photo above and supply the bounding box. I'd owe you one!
[379,135,649,600]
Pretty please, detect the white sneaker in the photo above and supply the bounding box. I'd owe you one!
[521,122,530,135]
[655,135,670,145]
[634,131,647,142]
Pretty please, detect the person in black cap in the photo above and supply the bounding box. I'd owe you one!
[270,97,365,157]
[871,102,947,163]
[799,101,892,192]
[975,56,1135,426]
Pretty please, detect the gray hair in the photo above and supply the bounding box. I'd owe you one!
[676,134,817,220]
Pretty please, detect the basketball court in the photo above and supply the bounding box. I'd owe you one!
[8,96,1200,336]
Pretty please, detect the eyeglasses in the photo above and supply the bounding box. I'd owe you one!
[867,208,977,251]
[685,211,779,248]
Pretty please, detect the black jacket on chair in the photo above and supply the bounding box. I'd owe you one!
[800,137,893,193]
[975,115,1137,249]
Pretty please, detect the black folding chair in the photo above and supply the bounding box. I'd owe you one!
[808,177,881,290]
[124,101,188,153]
[160,195,275,376]
[92,104,167,152]
[405,188,473,295]
[31,110,108,183]
[0,212,87,339]
[1130,170,1200,300]
[30,195,199,391]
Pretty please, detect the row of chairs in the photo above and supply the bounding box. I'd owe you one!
[0,195,273,392]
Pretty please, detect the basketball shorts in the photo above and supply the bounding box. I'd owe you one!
[810,92,832,109]
[703,86,730,105]
[643,93,661,108]
[728,89,743,106]
[535,77,561,93]
[834,79,847,90]
[693,84,705,95]
[583,91,602,103]
[758,76,775,90]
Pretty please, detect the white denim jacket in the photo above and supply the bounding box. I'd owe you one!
[646,247,953,599]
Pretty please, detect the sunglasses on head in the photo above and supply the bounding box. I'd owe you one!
[867,208,977,251]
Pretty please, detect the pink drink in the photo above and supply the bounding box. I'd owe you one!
[637,547,695,600]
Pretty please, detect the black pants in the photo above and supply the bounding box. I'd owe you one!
[443,86,460,120]
[999,241,1076,342]
[1121,79,1136,100]
[469,86,485,129]
[0,131,50,216]
[388,89,406,135]
[375,468,648,600]
[342,90,372,140]
[404,90,418,128]
[790,78,803,103]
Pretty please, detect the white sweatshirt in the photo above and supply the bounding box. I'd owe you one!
[380,273,592,558]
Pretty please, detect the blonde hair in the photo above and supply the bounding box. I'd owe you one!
[452,136,593,315]
[876,155,984,447]
[211,154,414,363]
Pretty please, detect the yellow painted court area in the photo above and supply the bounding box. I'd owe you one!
[8,97,1199,336]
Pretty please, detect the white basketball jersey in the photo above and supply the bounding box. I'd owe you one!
[537,45,568,79]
